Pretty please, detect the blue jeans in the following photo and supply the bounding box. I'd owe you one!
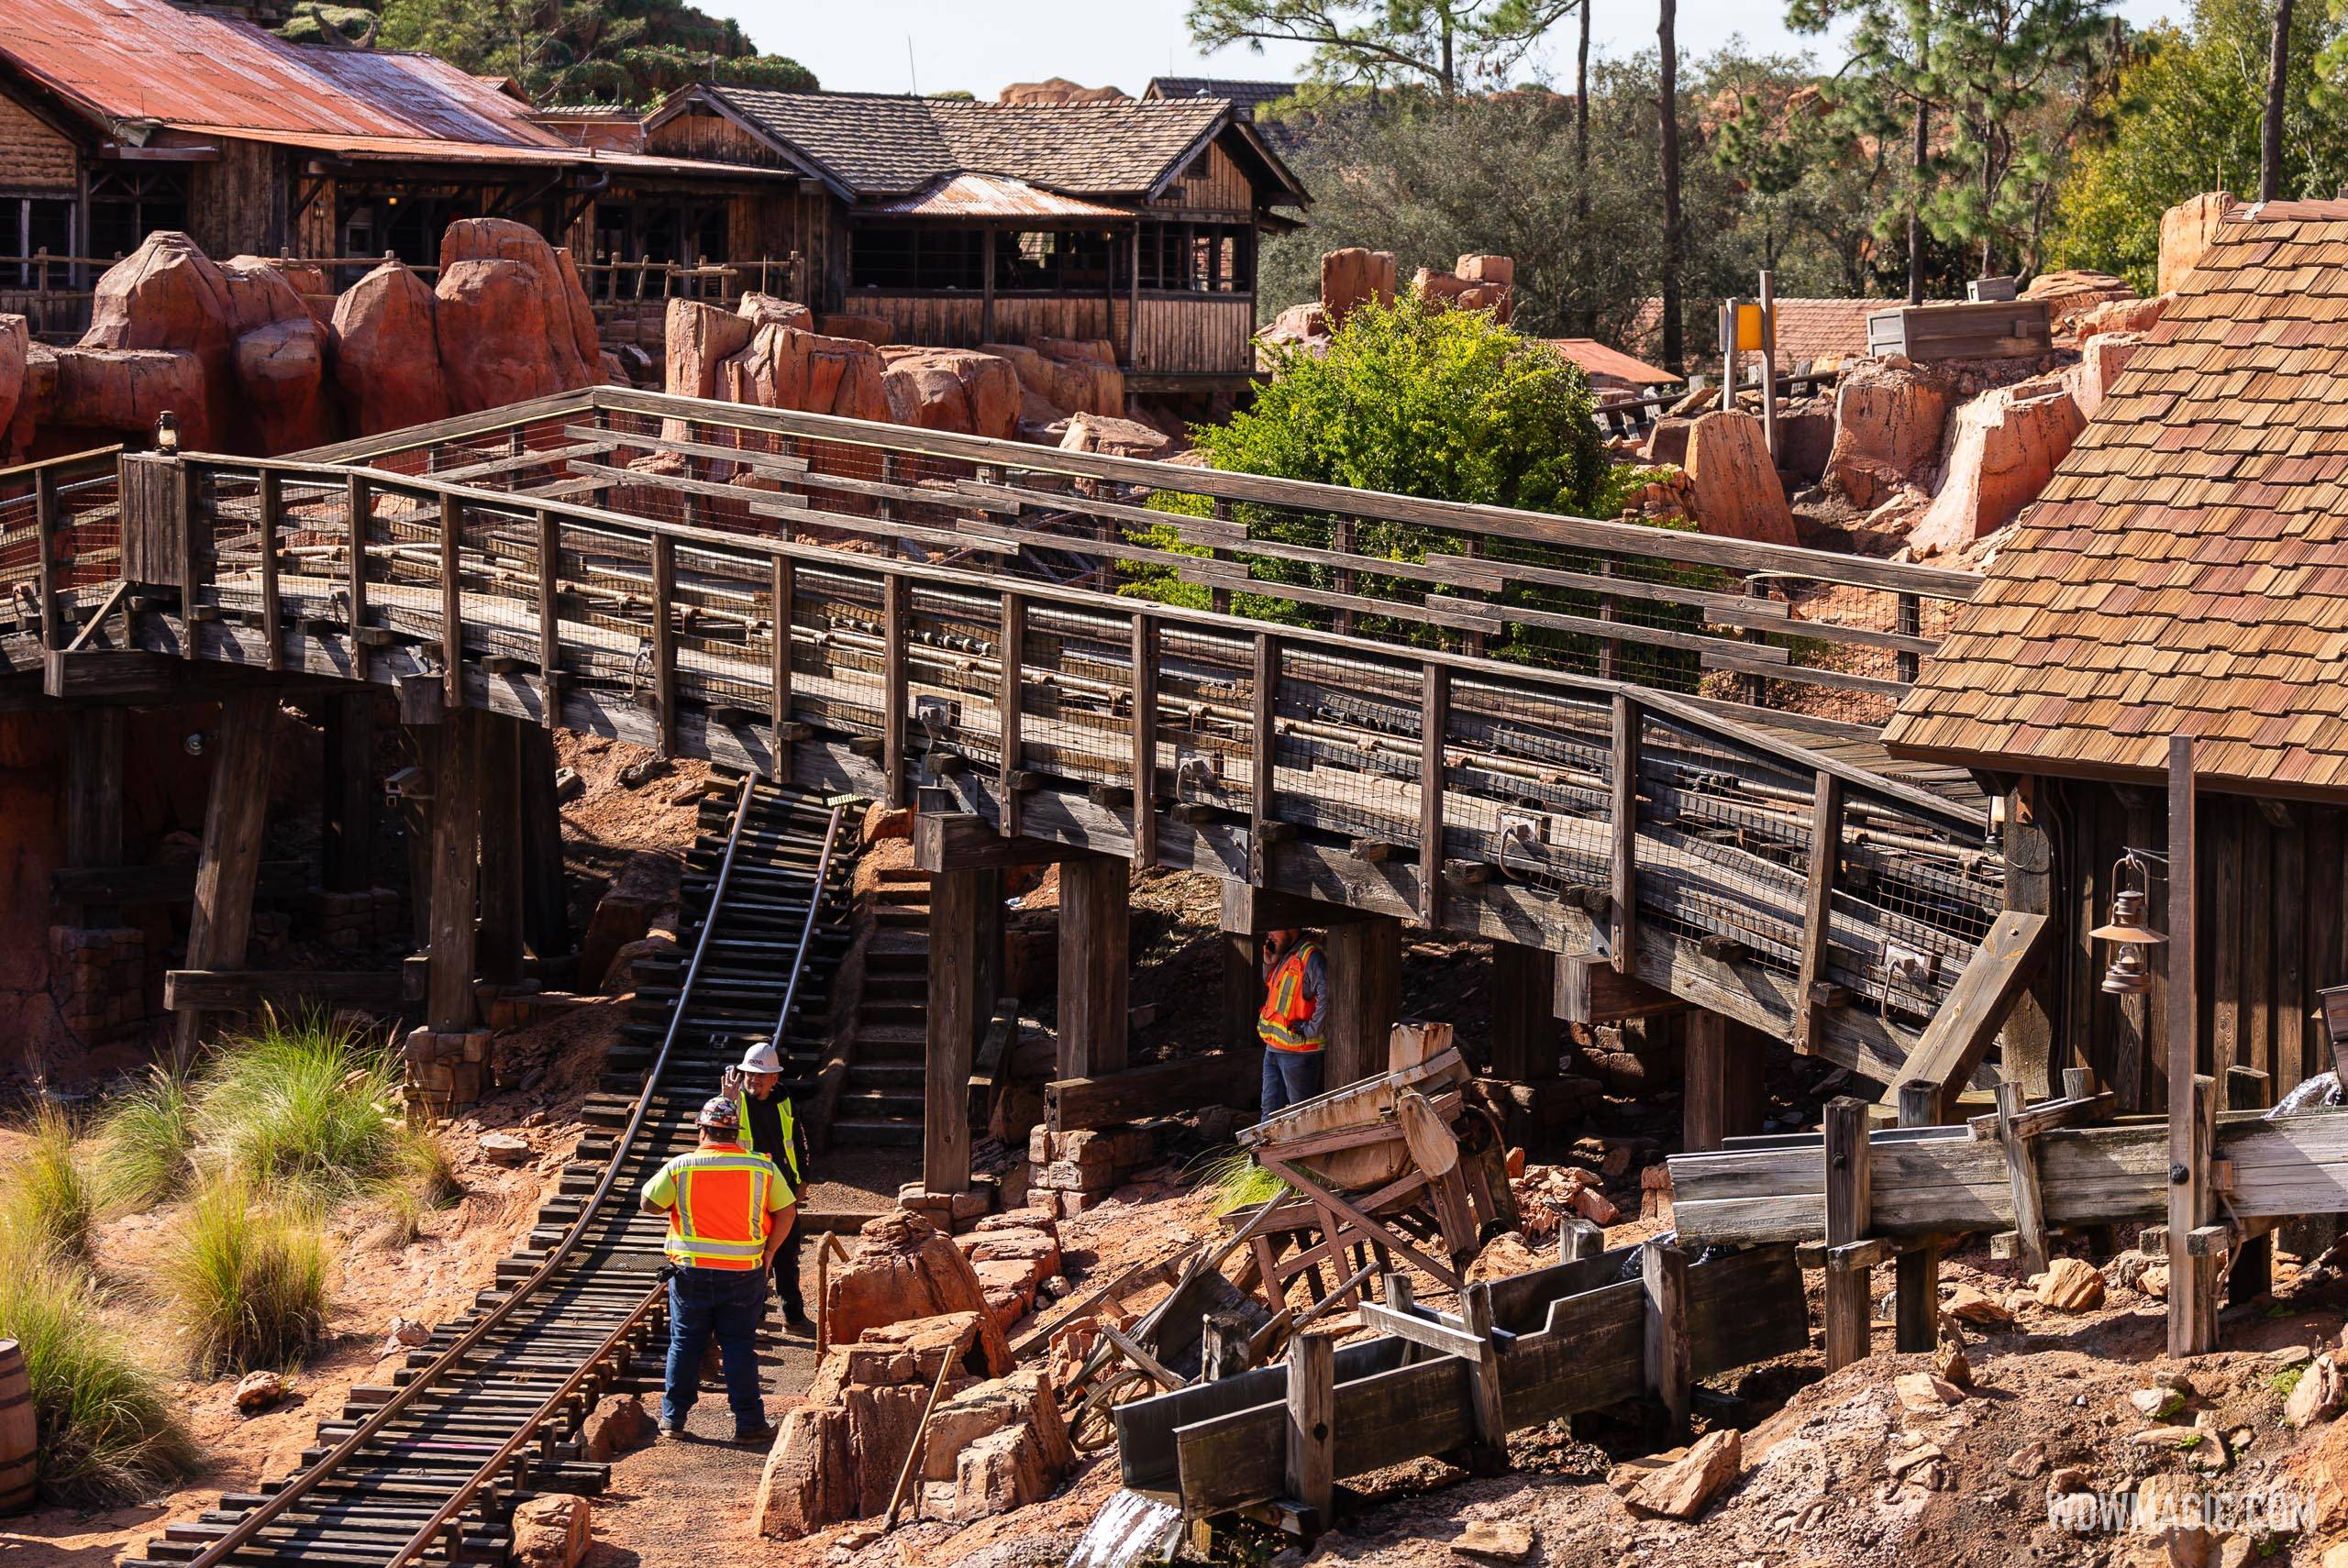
[1260,1047,1324,1117]
[662,1265,770,1433]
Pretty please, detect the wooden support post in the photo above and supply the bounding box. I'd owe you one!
[173,691,276,1067]
[537,509,562,730]
[1822,1095,1874,1373]
[649,534,677,758]
[1611,694,1640,974]
[1056,854,1130,1079]
[925,864,985,1194]
[258,468,282,672]
[998,592,1024,837]
[347,474,371,680]
[476,713,524,988]
[1131,613,1157,869]
[2001,782,2058,1097]
[32,465,61,652]
[770,556,793,782]
[1488,941,1556,1081]
[1419,664,1448,929]
[1642,1237,1692,1441]
[1251,634,1279,886]
[1323,914,1401,1089]
[64,707,124,925]
[518,725,569,961]
[179,461,201,660]
[1794,771,1845,1054]
[439,493,464,712]
[1560,1217,1602,1261]
[2166,735,2219,1356]
[426,709,482,1034]
[322,690,375,895]
[1682,1010,1765,1152]
[1457,1284,1510,1475]
[1200,1310,1252,1382]
[883,574,908,809]
[1757,270,1779,459]
[1993,1079,2051,1275]
[1893,1079,1941,1353]
[1283,1331,1334,1525]
[2227,1068,2272,1301]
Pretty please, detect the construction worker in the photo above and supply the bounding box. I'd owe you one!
[638,1096,792,1443]
[1257,926,1328,1116]
[721,1036,814,1331]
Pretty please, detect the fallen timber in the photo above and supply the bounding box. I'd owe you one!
[1113,1240,1808,1528]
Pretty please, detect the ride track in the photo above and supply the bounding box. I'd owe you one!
[126,777,855,1568]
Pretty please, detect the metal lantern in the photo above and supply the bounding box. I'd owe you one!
[2089,854,2167,996]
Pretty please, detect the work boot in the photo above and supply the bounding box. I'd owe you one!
[736,1420,778,1444]
[782,1303,814,1334]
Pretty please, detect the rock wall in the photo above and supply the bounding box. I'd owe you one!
[2161,192,2237,295]
[3,224,605,462]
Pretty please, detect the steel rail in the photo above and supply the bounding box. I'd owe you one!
[181,773,766,1568]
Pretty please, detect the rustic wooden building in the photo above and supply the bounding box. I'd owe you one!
[641,85,1311,390]
[0,0,806,295]
[1882,200,2348,1116]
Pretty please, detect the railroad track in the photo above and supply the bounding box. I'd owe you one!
[127,774,857,1568]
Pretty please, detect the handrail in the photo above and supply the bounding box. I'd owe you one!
[158,446,1985,835]
[183,774,764,1568]
[0,444,124,480]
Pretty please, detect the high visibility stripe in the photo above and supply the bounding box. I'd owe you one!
[737,1092,802,1182]
[1258,942,1323,1053]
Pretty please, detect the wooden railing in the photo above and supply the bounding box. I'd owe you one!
[308,386,1980,734]
[0,447,127,648]
[87,439,2000,1081]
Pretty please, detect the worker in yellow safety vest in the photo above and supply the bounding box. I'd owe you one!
[721,1036,814,1332]
[638,1096,792,1441]
[1258,927,1328,1116]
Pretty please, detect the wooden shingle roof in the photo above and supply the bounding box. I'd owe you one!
[1882,201,2348,800]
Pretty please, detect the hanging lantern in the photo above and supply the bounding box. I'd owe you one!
[2089,857,2167,997]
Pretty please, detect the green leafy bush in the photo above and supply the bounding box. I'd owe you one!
[0,1246,194,1506]
[163,1178,329,1376]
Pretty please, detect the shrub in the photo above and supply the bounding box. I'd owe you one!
[0,1247,194,1506]
[0,1107,96,1259]
[96,1067,196,1209]
[163,1178,329,1376]
[400,1132,463,1211]
[190,1013,408,1203]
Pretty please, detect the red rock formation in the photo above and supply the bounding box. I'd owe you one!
[1684,410,1798,546]
[1826,359,1950,509]
[2062,330,2145,421]
[1059,411,1175,459]
[981,339,1125,420]
[1321,247,1396,326]
[1907,381,2085,558]
[878,348,1020,439]
[663,298,755,402]
[816,314,892,344]
[331,260,452,436]
[823,1211,1013,1369]
[0,315,26,458]
[77,231,238,445]
[46,348,214,449]
[737,293,815,331]
[233,317,334,454]
[434,218,599,413]
[2021,269,2135,339]
[720,326,892,424]
[2160,192,2237,295]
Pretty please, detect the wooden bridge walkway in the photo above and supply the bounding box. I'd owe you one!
[1,390,2023,1110]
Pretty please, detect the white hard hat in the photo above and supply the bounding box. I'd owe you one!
[735,1038,785,1075]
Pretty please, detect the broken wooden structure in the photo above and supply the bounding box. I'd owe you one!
[1112,1237,1807,1538]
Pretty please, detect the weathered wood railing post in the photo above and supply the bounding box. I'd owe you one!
[1457,1282,1510,1474]
[178,459,201,660]
[2228,1067,2274,1301]
[1893,1079,1941,1353]
[882,573,908,808]
[769,556,793,782]
[32,464,60,650]
[648,533,676,757]
[998,592,1024,836]
[1419,662,1448,929]
[1131,611,1158,868]
[438,493,464,712]
[2166,734,2221,1355]
[536,509,561,730]
[258,468,282,672]
[1610,694,1640,974]
[1642,1236,1691,1441]
[1822,1095,1874,1372]
[346,473,371,679]
[1992,1079,2050,1274]
[1284,1330,1334,1528]
[1249,633,1279,885]
[1794,770,1845,1053]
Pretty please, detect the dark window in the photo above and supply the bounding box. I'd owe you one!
[0,195,76,284]
[1135,222,1255,293]
[849,226,985,290]
[85,169,188,262]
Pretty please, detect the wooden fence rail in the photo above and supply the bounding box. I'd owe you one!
[59,433,2008,1083]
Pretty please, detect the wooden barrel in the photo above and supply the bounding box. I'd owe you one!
[0,1340,37,1515]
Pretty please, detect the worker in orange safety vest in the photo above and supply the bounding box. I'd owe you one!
[638,1096,792,1441]
[1257,926,1328,1116]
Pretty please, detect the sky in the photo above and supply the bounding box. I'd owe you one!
[735,0,2189,101]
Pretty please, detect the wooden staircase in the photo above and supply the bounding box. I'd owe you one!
[832,866,932,1146]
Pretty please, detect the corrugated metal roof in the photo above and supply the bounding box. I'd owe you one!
[1545,337,1678,386]
[0,0,794,182]
[864,172,1135,220]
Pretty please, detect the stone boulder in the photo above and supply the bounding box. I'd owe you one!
[2061,330,2144,421]
[217,256,313,337]
[581,1393,655,1461]
[2073,293,2168,338]
[1321,247,1396,326]
[1827,359,1949,509]
[2161,192,2237,294]
[331,261,452,436]
[825,1210,1013,1368]
[79,232,237,441]
[2021,269,2135,339]
[433,218,599,413]
[440,218,598,378]
[43,348,215,448]
[1611,1429,1742,1519]
[1059,412,1175,460]
[1457,253,1514,285]
[0,315,26,458]
[233,315,335,453]
[816,313,892,344]
[1908,381,2084,558]
[908,1367,1073,1522]
[737,292,815,332]
[510,1495,590,1568]
[878,347,1020,439]
[1683,410,1798,546]
[1412,261,1513,323]
[1256,301,1330,364]
[663,297,755,401]
[980,339,1124,420]
[720,326,891,424]
[578,849,680,992]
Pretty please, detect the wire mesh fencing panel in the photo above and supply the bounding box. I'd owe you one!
[1020,599,1144,792]
[1440,673,1616,903]
[0,453,125,645]
[1272,645,1427,853]
[1155,623,1255,819]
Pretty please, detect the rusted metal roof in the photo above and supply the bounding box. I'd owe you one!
[1545,338,1678,387]
[864,173,1135,221]
[0,0,792,181]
